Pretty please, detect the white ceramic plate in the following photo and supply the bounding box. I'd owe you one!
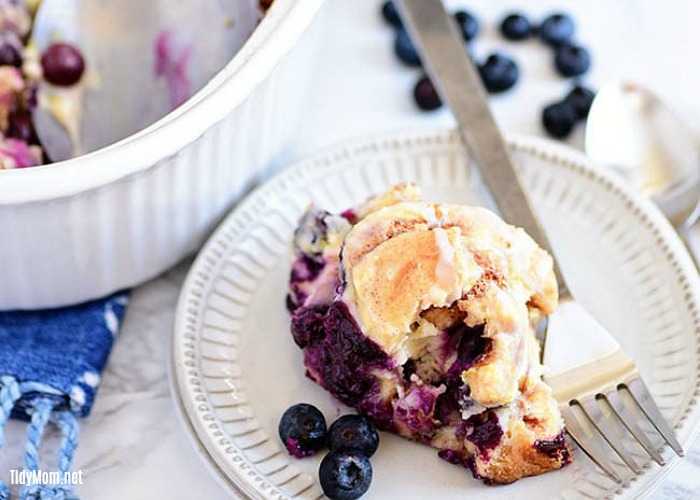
[171,130,700,499]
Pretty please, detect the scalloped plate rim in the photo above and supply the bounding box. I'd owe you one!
[171,129,700,499]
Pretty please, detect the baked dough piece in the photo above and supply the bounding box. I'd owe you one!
[288,184,570,484]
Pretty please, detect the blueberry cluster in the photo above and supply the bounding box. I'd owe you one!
[537,16,596,138]
[279,404,379,500]
[502,11,595,138]
[380,3,596,139]
[382,1,519,111]
[543,85,595,138]
[500,12,591,78]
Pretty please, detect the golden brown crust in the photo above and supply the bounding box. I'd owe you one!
[341,203,435,269]
[353,182,422,220]
[349,226,482,354]
[477,377,568,483]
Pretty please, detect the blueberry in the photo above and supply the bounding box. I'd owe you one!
[278,403,327,458]
[539,13,575,46]
[319,450,373,500]
[554,44,591,77]
[381,1,402,29]
[478,54,519,93]
[328,415,380,457]
[394,28,420,66]
[542,101,577,138]
[0,43,21,67]
[41,42,85,86]
[454,10,479,42]
[500,13,531,41]
[565,85,595,119]
[413,75,442,111]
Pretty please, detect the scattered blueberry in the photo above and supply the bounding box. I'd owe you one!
[565,85,595,119]
[454,10,479,42]
[319,449,373,500]
[542,101,577,138]
[0,43,21,67]
[41,42,85,86]
[413,75,442,111]
[539,13,575,46]
[278,403,327,458]
[394,28,421,66]
[478,54,519,93]
[383,4,595,139]
[381,1,402,29]
[500,13,531,41]
[554,43,591,77]
[328,415,380,457]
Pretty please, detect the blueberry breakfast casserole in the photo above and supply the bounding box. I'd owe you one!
[287,184,571,484]
[0,0,85,168]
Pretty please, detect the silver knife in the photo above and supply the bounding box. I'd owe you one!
[395,0,570,299]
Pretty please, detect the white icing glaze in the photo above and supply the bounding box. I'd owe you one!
[433,227,455,288]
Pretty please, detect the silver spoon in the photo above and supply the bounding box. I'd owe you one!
[30,0,260,162]
[585,81,700,260]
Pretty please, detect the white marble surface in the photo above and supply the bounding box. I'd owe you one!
[2,0,700,498]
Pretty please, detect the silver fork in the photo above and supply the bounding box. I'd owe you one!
[543,299,684,481]
[396,0,684,483]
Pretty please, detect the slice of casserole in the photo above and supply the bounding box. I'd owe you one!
[287,184,570,483]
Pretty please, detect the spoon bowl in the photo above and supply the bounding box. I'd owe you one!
[31,0,259,162]
[585,81,700,228]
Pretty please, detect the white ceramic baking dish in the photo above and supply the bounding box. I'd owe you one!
[0,0,326,309]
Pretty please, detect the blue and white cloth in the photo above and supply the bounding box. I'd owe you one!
[0,292,128,500]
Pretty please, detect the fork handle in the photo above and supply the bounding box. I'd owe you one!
[396,0,571,299]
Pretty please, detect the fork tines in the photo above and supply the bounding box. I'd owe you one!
[561,376,684,483]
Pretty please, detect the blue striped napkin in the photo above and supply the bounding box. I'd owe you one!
[0,292,128,500]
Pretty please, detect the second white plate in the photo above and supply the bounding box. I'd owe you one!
[172,130,700,499]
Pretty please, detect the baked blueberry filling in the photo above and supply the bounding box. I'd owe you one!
[434,380,469,425]
[393,382,445,441]
[534,431,572,464]
[301,302,396,430]
[290,304,328,348]
[285,292,299,313]
[465,411,504,459]
[291,253,325,283]
[447,323,491,378]
[401,359,417,382]
[288,253,326,311]
[438,449,471,468]
[286,284,307,312]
